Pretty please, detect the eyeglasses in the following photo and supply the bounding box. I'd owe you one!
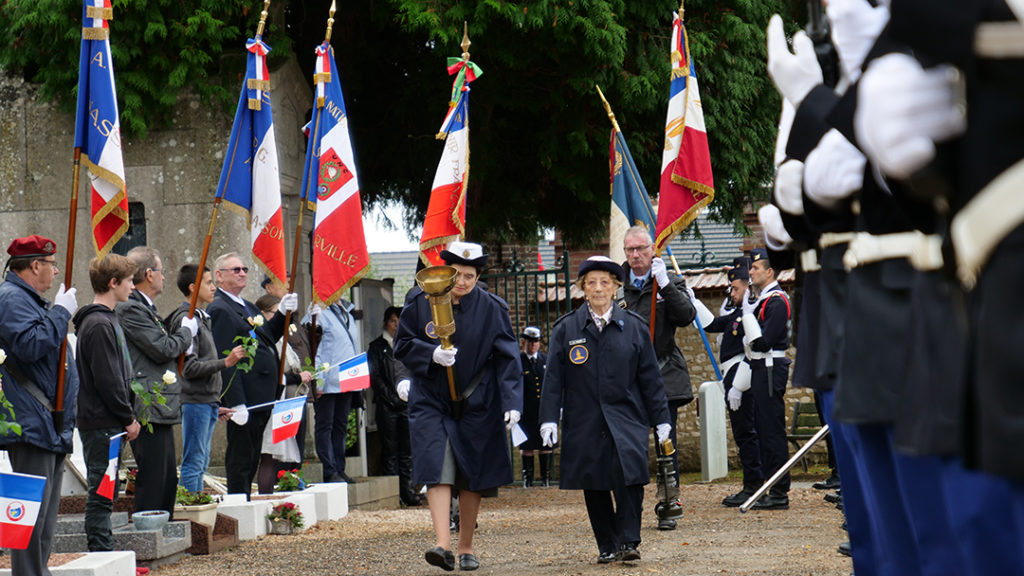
[148,268,163,274]
[37,259,58,269]
[219,266,249,274]
[624,245,651,254]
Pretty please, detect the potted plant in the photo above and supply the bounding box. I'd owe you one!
[123,468,138,495]
[173,485,218,527]
[266,501,304,535]
[275,469,306,493]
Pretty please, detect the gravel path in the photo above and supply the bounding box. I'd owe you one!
[154,481,851,576]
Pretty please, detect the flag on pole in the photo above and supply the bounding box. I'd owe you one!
[271,396,306,444]
[608,129,660,263]
[324,352,370,394]
[655,12,714,255]
[0,472,47,550]
[299,42,369,306]
[74,0,129,258]
[216,37,287,287]
[97,434,120,500]
[418,57,482,267]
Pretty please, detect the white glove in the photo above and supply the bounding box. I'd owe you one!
[432,346,457,367]
[719,297,732,317]
[656,423,671,444]
[827,0,890,83]
[741,291,757,316]
[650,257,670,289]
[766,15,823,107]
[693,297,715,329]
[742,313,764,342]
[396,379,411,402]
[504,409,521,431]
[774,159,805,215]
[774,99,796,169]
[759,205,794,251]
[185,342,195,356]
[856,53,966,180]
[54,283,78,315]
[280,293,299,313]
[731,362,753,392]
[306,303,323,318]
[180,315,199,338]
[540,422,558,447]
[805,129,866,209]
[727,387,744,411]
[229,404,249,426]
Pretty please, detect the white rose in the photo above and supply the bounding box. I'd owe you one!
[0,349,6,365]
[289,324,297,335]
[320,363,330,372]
[253,315,265,327]
[162,370,177,385]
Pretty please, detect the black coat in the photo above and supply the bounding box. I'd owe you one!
[73,304,134,430]
[368,334,402,411]
[539,304,669,490]
[518,351,546,450]
[207,289,286,408]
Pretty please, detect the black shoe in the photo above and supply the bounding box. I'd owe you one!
[597,551,617,564]
[340,472,356,483]
[823,491,842,504]
[401,495,423,507]
[459,553,480,571]
[838,541,851,557]
[658,518,677,531]
[813,474,840,490]
[722,489,756,508]
[751,494,789,510]
[326,473,345,483]
[425,547,455,571]
[616,544,641,562]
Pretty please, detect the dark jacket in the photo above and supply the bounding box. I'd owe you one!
[73,303,134,430]
[539,304,669,490]
[0,272,78,453]
[518,351,546,450]
[620,265,696,404]
[368,334,402,410]
[166,304,227,405]
[115,290,191,425]
[207,288,285,408]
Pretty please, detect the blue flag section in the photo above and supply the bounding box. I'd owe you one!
[299,42,356,208]
[611,131,659,235]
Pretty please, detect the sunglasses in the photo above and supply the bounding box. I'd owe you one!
[219,266,249,274]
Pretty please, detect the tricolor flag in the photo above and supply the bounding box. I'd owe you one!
[74,0,129,258]
[271,396,306,444]
[216,37,287,288]
[0,472,47,550]
[97,434,120,500]
[418,57,482,267]
[655,12,714,255]
[323,352,370,394]
[299,41,369,306]
[608,128,659,264]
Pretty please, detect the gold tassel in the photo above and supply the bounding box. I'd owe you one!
[82,27,109,41]
[313,72,331,84]
[248,98,262,111]
[85,6,113,20]
[247,78,270,91]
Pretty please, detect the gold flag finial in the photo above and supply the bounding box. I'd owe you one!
[325,0,337,43]
[679,0,685,18]
[256,0,271,39]
[461,22,471,60]
[595,85,622,134]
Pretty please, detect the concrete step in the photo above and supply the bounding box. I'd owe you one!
[55,512,129,535]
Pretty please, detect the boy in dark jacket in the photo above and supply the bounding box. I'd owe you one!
[73,254,141,551]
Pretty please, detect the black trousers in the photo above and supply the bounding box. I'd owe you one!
[225,410,271,497]
[81,427,121,551]
[584,485,644,555]
[376,403,414,499]
[725,364,763,490]
[131,423,177,514]
[751,361,791,495]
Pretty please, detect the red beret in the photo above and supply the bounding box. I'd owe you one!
[6,235,57,259]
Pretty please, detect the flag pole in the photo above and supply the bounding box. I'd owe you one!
[53,148,82,432]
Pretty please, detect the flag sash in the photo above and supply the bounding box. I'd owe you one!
[271,396,306,444]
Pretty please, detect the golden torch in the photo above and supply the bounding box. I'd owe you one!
[415,266,463,417]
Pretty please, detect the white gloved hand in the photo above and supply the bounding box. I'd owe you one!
[693,297,715,329]
[731,362,753,392]
[828,0,890,82]
[650,257,670,289]
[540,422,558,447]
[774,159,805,215]
[766,15,823,107]
[229,404,249,426]
[180,315,199,338]
[805,129,866,209]
[504,409,521,431]
[280,293,299,313]
[306,303,323,318]
[432,346,458,367]
[727,387,744,411]
[54,283,78,315]
[856,53,966,179]
[742,313,764,342]
[741,290,757,316]
[656,423,671,444]
[396,379,411,402]
[759,205,794,251]
[774,99,796,169]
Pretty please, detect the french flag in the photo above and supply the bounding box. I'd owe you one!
[0,472,47,550]
[216,36,287,289]
[337,352,370,393]
[74,0,129,259]
[97,434,120,500]
[271,397,306,444]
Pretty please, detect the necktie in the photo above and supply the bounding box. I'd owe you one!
[634,278,644,290]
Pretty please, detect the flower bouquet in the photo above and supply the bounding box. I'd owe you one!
[266,501,304,534]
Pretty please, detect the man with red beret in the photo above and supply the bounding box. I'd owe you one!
[0,234,79,576]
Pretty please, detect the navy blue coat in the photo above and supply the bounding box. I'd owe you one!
[539,304,669,490]
[519,351,546,450]
[207,289,286,408]
[394,285,522,492]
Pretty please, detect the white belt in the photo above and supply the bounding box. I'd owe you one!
[842,231,944,271]
[975,20,1024,58]
[951,157,1024,289]
[800,249,821,273]
[746,349,787,368]
[819,232,856,249]
[719,354,745,379]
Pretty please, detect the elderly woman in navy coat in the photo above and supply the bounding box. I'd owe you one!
[394,241,523,572]
[539,256,671,564]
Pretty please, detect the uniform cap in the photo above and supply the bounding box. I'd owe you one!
[440,241,489,269]
[577,255,625,283]
[750,248,771,267]
[521,326,541,340]
[6,235,57,259]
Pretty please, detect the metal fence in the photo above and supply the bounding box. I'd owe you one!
[481,250,573,348]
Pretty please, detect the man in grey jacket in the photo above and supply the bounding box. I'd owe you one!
[116,247,196,514]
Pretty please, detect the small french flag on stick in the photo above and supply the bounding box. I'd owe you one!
[97,434,121,500]
[0,471,47,549]
[337,352,370,393]
[271,397,306,444]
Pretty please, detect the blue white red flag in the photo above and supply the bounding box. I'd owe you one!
[97,434,120,500]
[333,352,370,394]
[299,42,368,306]
[608,129,659,263]
[271,396,305,444]
[74,0,129,258]
[655,12,714,255]
[0,472,46,550]
[216,37,287,289]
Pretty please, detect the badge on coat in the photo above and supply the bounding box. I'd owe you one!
[425,321,438,339]
[569,344,589,365]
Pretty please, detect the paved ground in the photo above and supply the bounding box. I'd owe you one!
[154,476,852,576]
